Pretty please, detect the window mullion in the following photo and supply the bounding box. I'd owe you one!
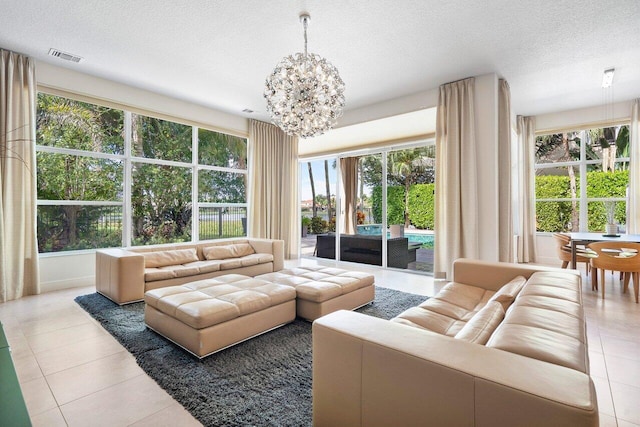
[192,127,199,242]
[579,130,588,231]
[124,111,132,247]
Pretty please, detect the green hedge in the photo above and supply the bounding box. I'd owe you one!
[372,184,435,229]
[585,170,628,231]
[372,186,405,225]
[535,170,628,232]
[408,184,435,229]
[535,175,574,232]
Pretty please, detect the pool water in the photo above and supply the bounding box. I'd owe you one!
[405,233,435,245]
[356,225,434,245]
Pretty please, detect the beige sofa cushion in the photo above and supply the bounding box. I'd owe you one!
[391,307,467,336]
[142,248,198,268]
[486,268,588,373]
[454,301,505,344]
[488,275,527,310]
[391,283,496,336]
[203,243,255,260]
[486,323,587,373]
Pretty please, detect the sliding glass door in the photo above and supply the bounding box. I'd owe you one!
[385,146,436,272]
[300,158,337,257]
[299,141,435,274]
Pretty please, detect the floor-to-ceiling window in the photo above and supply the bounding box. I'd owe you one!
[384,145,436,272]
[36,92,247,253]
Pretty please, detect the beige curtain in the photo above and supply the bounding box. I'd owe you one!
[434,78,478,278]
[0,49,39,302]
[340,157,358,235]
[498,79,513,262]
[248,119,299,258]
[628,99,640,234]
[516,115,537,262]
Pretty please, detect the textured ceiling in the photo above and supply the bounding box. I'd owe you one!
[2,0,640,124]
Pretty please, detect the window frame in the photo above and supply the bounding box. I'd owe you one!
[534,125,630,233]
[36,91,248,255]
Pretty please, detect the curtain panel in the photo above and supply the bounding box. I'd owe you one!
[516,115,537,263]
[0,49,39,302]
[340,157,358,235]
[498,79,513,262]
[248,119,299,259]
[434,77,479,278]
[628,99,640,234]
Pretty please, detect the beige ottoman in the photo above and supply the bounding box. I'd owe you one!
[256,266,375,321]
[144,274,296,358]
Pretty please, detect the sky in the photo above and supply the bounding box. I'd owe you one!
[299,160,337,201]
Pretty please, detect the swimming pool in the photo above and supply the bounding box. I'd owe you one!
[356,225,434,245]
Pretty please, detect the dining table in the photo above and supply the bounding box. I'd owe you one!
[569,232,640,269]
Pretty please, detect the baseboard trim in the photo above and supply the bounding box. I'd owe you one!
[40,276,95,293]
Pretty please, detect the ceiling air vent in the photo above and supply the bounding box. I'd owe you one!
[48,48,83,63]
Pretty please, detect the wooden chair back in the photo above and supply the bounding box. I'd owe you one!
[587,242,640,273]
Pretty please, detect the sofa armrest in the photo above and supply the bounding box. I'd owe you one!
[313,310,597,427]
[95,248,145,304]
[452,258,580,291]
[247,239,284,271]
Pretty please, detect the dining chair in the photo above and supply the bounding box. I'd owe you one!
[552,233,594,276]
[587,241,640,303]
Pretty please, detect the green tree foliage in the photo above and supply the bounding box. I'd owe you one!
[131,163,192,245]
[388,148,435,227]
[372,185,405,225]
[36,94,123,251]
[408,184,435,229]
[360,148,435,189]
[310,216,326,234]
[198,128,247,204]
[615,126,630,163]
[130,115,194,245]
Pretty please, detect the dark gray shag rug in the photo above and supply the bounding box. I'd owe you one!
[75,287,427,427]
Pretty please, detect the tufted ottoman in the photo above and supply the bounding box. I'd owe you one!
[144,274,296,358]
[256,266,375,321]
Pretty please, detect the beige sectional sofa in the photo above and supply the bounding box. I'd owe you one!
[313,259,598,426]
[96,238,284,304]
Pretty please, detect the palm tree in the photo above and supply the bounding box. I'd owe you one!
[388,148,429,228]
[324,160,332,222]
[307,162,317,217]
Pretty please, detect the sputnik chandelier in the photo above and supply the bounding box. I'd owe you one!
[264,13,345,138]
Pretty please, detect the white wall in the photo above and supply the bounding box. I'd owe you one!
[39,252,95,292]
[299,108,436,158]
[535,234,562,268]
[535,100,632,132]
[338,87,439,128]
[37,62,249,135]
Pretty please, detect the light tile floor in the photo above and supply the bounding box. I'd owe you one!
[0,258,638,426]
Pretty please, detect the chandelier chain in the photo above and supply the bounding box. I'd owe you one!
[303,16,308,57]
